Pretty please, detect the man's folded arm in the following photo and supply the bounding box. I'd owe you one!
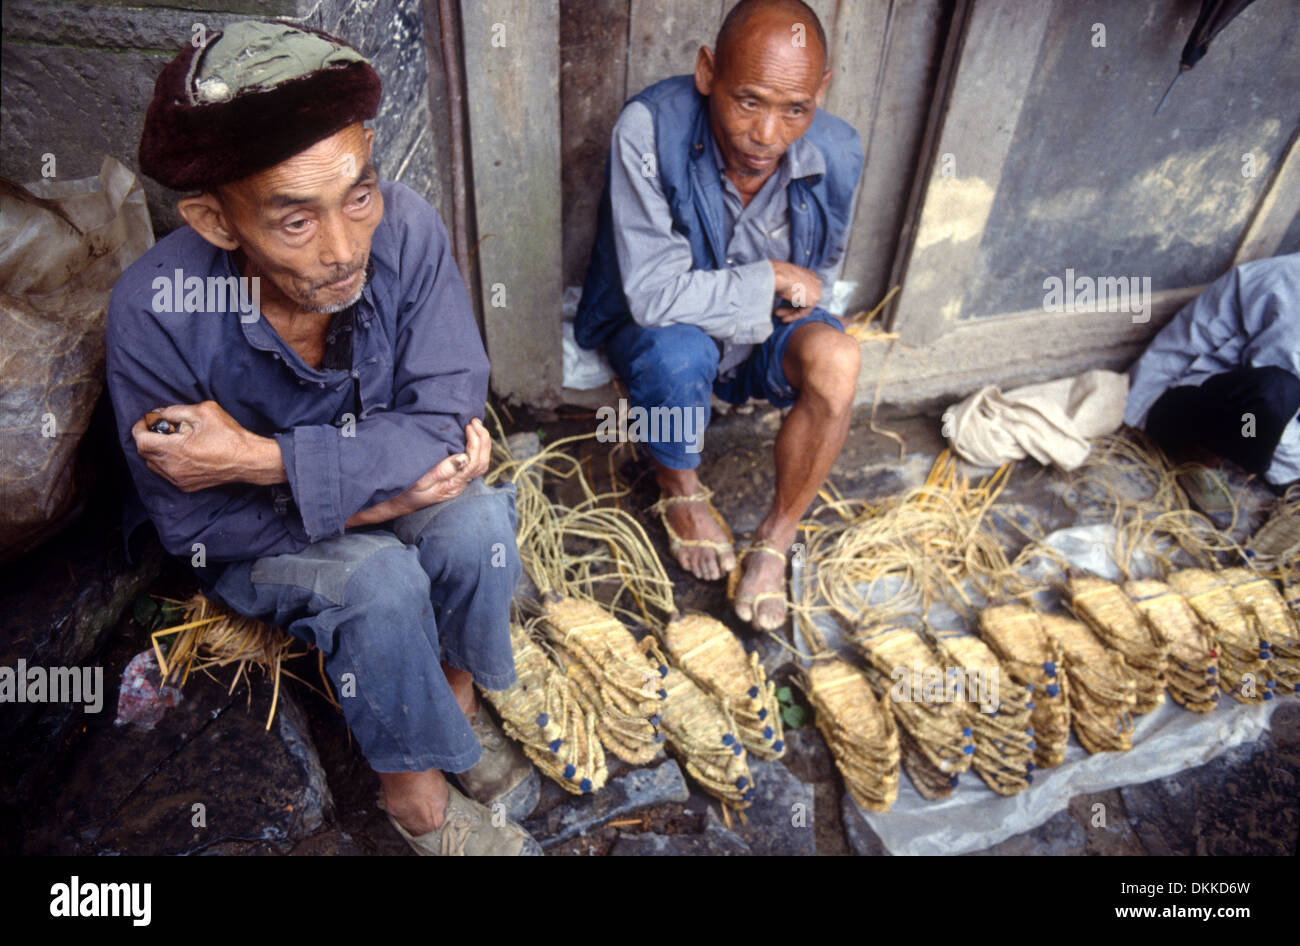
[610,102,775,345]
[272,194,489,541]
[105,316,312,562]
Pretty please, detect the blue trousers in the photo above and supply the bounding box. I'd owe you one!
[602,311,843,470]
[207,478,522,773]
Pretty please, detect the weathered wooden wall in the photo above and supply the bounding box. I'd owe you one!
[461,0,564,406]
[8,0,1295,411]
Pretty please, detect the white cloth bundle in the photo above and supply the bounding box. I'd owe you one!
[946,369,1128,471]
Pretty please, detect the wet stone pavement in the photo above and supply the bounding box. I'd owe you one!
[7,403,1299,855]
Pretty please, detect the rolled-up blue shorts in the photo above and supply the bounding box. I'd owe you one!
[602,309,843,470]
[205,477,522,774]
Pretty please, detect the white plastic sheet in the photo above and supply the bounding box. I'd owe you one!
[803,521,1284,855]
[853,695,1280,855]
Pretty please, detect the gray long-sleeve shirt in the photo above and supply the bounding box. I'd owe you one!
[105,181,489,566]
[609,101,855,376]
[1124,252,1300,486]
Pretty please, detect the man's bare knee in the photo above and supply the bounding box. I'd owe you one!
[798,332,860,410]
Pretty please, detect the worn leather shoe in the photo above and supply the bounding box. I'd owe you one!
[455,701,540,822]
[382,783,542,856]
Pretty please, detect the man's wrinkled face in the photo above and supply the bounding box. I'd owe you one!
[216,123,382,313]
[696,22,829,180]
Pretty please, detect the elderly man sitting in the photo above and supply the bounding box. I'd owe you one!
[575,0,864,632]
[107,22,539,855]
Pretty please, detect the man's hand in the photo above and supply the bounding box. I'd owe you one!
[132,400,285,492]
[770,260,823,322]
[344,418,491,528]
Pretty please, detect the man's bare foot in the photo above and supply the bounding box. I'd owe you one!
[732,528,794,631]
[380,768,449,836]
[654,463,737,581]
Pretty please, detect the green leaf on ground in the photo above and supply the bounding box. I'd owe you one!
[133,596,159,629]
[781,704,806,729]
[158,601,184,626]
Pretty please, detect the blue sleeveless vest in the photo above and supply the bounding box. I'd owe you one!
[575,74,863,350]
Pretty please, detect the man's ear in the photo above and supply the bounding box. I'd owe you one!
[815,67,832,109]
[177,192,240,251]
[694,46,716,96]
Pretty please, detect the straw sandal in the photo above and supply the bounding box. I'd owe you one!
[802,655,900,811]
[1068,576,1168,715]
[935,633,1034,796]
[728,539,788,630]
[657,612,785,760]
[1168,568,1268,704]
[651,487,736,577]
[379,784,543,856]
[537,596,667,765]
[978,605,1072,768]
[1125,579,1219,711]
[645,634,756,808]
[1247,497,1300,565]
[481,621,608,795]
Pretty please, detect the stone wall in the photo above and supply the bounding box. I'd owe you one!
[1,0,453,236]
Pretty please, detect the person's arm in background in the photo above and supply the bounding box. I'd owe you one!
[1124,266,1244,429]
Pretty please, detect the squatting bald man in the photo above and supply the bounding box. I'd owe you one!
[108,22,540,855]
[576,0,864,631]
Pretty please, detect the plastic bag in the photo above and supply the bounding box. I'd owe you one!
[0,156,153,562]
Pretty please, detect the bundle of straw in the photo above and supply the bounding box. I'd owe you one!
[797,452,1030,634]
[485,416,676,630]
[1067,576,1168,714]
[1124,579,1219,711]
[978,604,1070,768]
[933,632,1035,795]
[655,613,784,760]
[151,592,322,730]
[1220,567,1300,695]
[647,637,754,808]
[537,595,666,764]
[798,655,900,811]
[483,620,608,794]
[852,624,974,797]
[1167,568,1267,704]
[1039,613,1136,753]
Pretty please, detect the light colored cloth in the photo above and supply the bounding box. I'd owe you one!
[1124,253,1300,486]
[946,369,1129,470]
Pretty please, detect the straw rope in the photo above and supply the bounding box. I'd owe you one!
[150,592,334,730]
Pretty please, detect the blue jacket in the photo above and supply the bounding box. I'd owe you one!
[106,182,488,574]
[575,74,863,350]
